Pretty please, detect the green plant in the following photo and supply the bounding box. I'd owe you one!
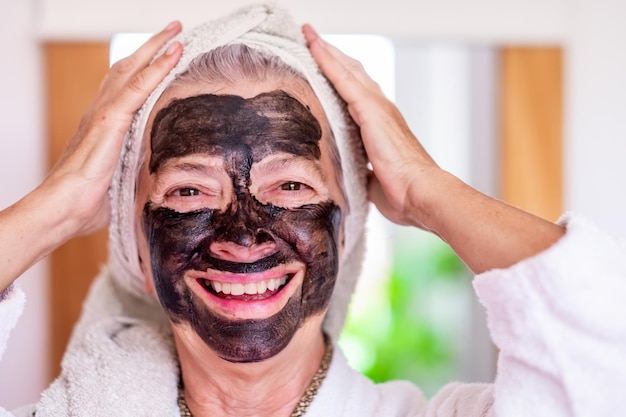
[339,226,468,396]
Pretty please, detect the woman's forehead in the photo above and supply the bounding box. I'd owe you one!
[151,77,324,121]
[145,77,335,160]
[148,91,324,174]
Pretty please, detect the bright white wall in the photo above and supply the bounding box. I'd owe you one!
[2,0,626,410]
[565,0,626,234]
[38,0,568,42]
[0,0,49,410]
[395,43,498,383]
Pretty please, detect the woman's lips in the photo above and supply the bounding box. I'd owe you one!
[198,274,292,301]
[187,267,302,319]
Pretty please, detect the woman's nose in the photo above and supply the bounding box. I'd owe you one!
[209,233,277,263]
[208,190,278,262]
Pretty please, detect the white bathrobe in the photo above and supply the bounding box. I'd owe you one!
[1,212,625,416]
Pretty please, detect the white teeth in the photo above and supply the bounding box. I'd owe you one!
[209,275,289,296]
[244,283,257,295]
[231,283,245,296]
[278,275,287,287]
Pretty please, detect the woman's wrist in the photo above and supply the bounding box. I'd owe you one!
[0,179,88,290]
[14,184,75,250]
[404,168,565,273]
[404,166,459,234]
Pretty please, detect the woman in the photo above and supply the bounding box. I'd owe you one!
[1,4,624,417]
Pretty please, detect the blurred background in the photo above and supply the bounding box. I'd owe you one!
[2,0,626,409]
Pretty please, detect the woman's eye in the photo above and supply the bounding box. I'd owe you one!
[176,187,201,197]
[280,182,304,191]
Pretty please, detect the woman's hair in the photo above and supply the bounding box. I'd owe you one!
[169,43,303,88]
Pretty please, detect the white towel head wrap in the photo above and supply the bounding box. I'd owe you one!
[107,3,369,340]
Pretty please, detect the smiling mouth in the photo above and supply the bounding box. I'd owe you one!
[199,274,292,301]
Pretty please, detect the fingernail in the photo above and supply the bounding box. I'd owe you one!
[313,36,326,50]
[308,24,320,39]
[165,41,180,56]
[164,21,180,32]
[306,26,325,47]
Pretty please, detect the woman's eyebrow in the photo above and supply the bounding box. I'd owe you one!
[153,158,224,177]
[255,156,325,178]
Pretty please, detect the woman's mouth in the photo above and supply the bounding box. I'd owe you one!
[199,274,291,301]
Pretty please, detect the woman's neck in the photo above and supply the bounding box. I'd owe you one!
[174,321,327,417]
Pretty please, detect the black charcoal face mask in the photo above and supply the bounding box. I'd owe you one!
[143,91,341,362]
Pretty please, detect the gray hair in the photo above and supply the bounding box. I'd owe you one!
[169,43,303,88]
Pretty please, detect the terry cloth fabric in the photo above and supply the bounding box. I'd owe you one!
[0,285,25,370]
[10,271,179,417]
[474,211,626,417]
[107,2,369,341]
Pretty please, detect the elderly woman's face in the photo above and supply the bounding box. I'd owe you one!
[135,78,346,363]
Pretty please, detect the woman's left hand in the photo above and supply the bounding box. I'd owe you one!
[303,24,565,273]
[302,24,443,231]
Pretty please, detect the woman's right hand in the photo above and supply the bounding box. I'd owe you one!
[48,21,183,237]
[0,21,183,291]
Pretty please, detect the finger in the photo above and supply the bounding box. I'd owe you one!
[303,24,380,93]
[69,40,182,167]
[103,21,182,92]
[128,20,182,69]
[112,41,182,114]
[304,28,385,128]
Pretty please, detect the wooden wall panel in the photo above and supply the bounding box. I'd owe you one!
[45,43,109,378]
[500,47,563,221]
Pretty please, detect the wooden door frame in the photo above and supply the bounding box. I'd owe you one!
[45,42,110,378]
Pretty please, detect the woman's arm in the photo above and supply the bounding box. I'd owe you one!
[305,26,626,417]
[0,21,183,292]
[303,24,564,274]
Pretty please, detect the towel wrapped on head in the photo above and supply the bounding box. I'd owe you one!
[107,3,369,340]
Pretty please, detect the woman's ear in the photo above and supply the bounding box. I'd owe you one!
[139,254,156,295]
[144,279,156,295]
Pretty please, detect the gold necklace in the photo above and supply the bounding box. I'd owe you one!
[178,336,333,417]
